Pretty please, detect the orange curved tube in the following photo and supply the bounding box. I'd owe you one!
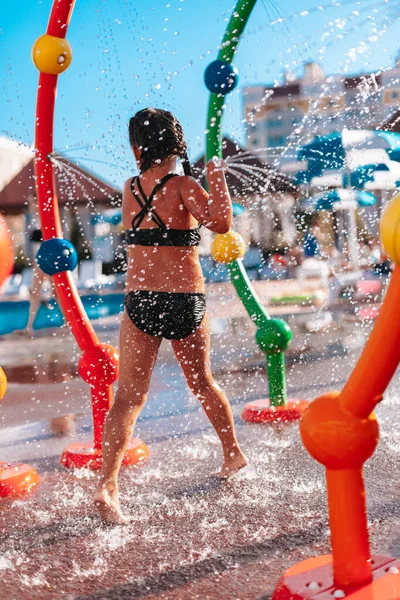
[327,468,372,588]
[340,266,400,419]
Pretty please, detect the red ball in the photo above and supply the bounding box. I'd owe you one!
[78,344,119,386]
[0,215,13,288]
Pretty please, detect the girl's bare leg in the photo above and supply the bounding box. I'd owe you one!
[172,315,247,478]
[94,312,162,524]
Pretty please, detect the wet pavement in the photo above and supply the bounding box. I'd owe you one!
[0,307,399,599]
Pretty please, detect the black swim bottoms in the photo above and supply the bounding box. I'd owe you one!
[124,290,206,340]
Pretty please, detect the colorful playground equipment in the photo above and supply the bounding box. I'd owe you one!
[272,194,400,598]
[27,1,400,594]
[205,0,308,423]
[32,0,149,470]
[0,215,39,497]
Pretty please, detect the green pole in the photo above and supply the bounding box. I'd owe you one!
[266,354,287,407]
[204,0,292,407]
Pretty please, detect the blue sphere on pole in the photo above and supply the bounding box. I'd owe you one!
[36,238,78,275]
[204,60,239,95]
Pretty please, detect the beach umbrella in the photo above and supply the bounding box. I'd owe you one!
[282,130,399,272]
[308,160,400,190]
[355,161,400,191]
[298,189,378,213]
[232,202,246,217]
[293,129,400,185]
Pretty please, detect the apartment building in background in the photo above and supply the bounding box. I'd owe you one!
[243,56,400,155]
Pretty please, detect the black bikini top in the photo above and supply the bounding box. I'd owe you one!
[125,173,201,247]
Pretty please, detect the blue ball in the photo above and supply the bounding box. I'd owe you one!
[36,238,78,276]
[204,60,239,95]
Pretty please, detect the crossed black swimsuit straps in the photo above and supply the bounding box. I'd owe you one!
[125,173,201,247]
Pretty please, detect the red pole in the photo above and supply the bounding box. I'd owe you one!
[92,386,113,449]
[46,0,75,38]
[33,0,149,471]
[33,0,118,467]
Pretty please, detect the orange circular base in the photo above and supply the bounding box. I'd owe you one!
[273,554,400,599]
[0,461,40,498]
[241,398,309,423]
[61,438,149,470]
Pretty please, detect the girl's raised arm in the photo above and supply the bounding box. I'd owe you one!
[180,159,232,234]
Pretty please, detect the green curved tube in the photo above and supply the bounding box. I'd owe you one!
[205,0,292,407]
[206,0,257,161]
[226,260,269,329]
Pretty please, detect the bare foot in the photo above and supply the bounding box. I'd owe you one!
[94,482,131,525]
[218,451,248,479]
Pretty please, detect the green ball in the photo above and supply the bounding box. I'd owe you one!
[256,319,292,354]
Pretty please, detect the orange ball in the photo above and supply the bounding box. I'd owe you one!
[0,215,13,288]
[78,344,119,386]
[32,34,72,75]
[0,368,7,401]
[300,391,379,469]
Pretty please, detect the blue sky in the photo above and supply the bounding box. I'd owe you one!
[2,0,400,187]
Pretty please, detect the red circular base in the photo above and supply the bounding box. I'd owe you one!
[241,398,309,423]
[61,438,149,470]
[0,461,40,498]
[273,554,400,599]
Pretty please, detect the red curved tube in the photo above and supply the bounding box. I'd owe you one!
[34,0,112,450]
[47,1,75,38]
[54,272,98,350]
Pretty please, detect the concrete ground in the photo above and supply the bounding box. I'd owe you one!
[0,305,399,599]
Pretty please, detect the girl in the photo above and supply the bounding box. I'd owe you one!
[95,108,247,524]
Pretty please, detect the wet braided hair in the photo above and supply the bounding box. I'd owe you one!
[129,108,192,176]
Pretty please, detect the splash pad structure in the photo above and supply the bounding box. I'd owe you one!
[205,0,307,423]
[32,0,149,470]
[18,0,400,596]
[204,0,400,596]
[0,216,39,497]
[273,195,400,597]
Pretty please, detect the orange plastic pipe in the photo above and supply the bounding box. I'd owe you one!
[326,468,372,588]
[339,265,400,419]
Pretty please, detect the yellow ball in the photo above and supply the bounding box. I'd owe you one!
[211,231,246,264]
[380,193,400,264]
[32,34,72,75]
[0,367,7,401]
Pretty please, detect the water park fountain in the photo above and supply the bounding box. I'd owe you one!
[273,193,400,597]
[32,0,148,470]
[205,0,309,424]
[203,0,400,595]
[1,0,400,597]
